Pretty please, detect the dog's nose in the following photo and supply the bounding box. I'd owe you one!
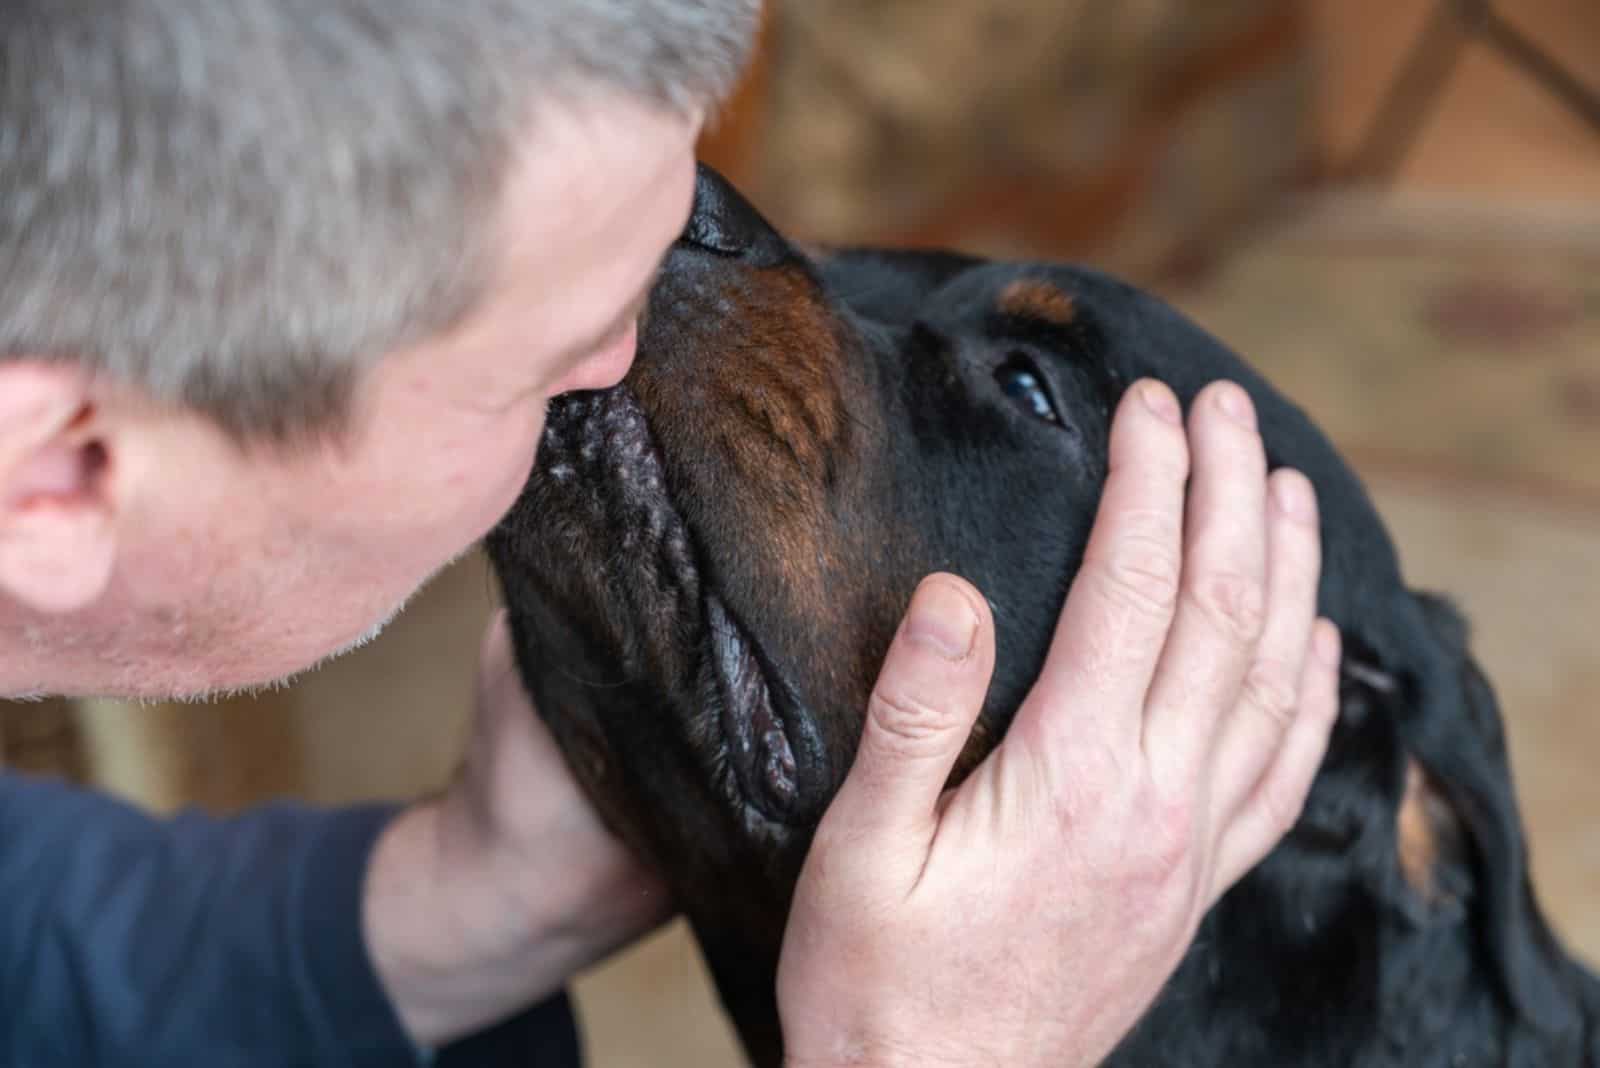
[679,163,785,264]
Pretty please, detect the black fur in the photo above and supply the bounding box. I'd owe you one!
[486,165,1600,1066]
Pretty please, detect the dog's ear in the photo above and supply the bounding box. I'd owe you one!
[1403,592,1581,1038]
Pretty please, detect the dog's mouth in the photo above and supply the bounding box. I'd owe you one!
[536,386,820,828]
[704,596,807,822]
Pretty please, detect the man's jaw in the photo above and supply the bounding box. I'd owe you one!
[0,549,457,703]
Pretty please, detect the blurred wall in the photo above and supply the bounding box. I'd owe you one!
[701,0,1315,278]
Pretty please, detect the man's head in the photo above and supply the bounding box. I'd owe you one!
[0,0,759,698]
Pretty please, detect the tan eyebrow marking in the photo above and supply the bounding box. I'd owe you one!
[997,279,1077,326]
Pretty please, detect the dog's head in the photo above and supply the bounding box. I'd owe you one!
[486,166,1593,1064]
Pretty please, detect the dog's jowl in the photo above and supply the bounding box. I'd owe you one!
[487,166,1600,1067]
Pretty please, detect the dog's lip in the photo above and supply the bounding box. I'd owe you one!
[539,385,819,825]
[706,596,805,821]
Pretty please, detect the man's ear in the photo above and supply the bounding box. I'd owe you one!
[0,362,119,613]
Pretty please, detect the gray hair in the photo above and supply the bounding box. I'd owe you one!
[0,0,759,441]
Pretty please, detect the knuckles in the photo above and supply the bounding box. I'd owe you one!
[865,686,965,756]
[1185,569,1267,647]
[1092,528,1183,623]
[1240,657,1301,731]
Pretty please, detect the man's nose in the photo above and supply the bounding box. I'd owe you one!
[678,163,787,266]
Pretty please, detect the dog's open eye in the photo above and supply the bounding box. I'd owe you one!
[995,355,1061,425]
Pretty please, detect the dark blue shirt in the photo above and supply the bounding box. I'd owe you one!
[0,773,579,1067]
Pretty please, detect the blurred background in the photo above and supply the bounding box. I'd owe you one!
[4,1,1597,1064]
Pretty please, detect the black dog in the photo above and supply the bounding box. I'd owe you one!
[487,165,1600,1066]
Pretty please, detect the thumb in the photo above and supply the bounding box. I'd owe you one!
[466,611,551,800]
[477,610,519,694]
[473,610,535,736]
[825,575,995,855]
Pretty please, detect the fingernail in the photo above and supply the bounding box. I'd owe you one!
[1216,384,1256,430]
[1314,619,1341,667]
[1140,381,1182,425]
[1273,470,1316,523]
[904,579,979,661]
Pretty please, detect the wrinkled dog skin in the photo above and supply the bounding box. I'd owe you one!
[487,166,1600,1067]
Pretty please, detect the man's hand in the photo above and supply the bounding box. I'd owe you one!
[778,380,1342,1068]
[363,612,672,1047]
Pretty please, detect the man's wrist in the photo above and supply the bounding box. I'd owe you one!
[362,797,554,1047]
[361,789,671,1048]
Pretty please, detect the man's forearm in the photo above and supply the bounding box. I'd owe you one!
[0,773,419,1066]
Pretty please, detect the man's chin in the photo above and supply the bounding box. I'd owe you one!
[214,590,417,700]
[97,607,404,704]
[262,551,465,694]
[22,597,409,705]
[307,597,409,672]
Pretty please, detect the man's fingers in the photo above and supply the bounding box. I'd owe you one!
[1211,619,1342,897]
[826,574,996,854]
[1206,467,1323,823]
[1142,381,1269,769]
[1015,380,1189,757]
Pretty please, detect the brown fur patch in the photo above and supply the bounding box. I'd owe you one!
[997,279,1077,325]
[1397,758,1463,905]
[669,266,856,621]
